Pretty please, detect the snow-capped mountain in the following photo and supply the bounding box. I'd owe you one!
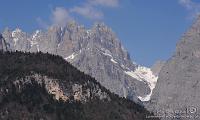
[1,22,158,102]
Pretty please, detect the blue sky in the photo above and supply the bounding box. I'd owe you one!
[0,0,199,66]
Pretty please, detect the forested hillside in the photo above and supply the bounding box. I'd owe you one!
[0,51,158,120]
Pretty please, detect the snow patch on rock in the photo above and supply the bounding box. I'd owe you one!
[65,53,78,60]
[111,58,118,64]
[12,28,22,38]
[100,48,119,64]
[12,28,22,46]
[124,66,158,101]
[32,30,40,41]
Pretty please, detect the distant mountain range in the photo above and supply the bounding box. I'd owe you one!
[1,22,159,103]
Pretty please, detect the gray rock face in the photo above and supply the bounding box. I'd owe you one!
[151,61,165,76]
[0,33,7,51]
[150,17,200,119]
[2,22,154,103]
[14,73,110,103]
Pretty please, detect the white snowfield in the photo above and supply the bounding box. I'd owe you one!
[100,47,158,101]
[124,66,158,101]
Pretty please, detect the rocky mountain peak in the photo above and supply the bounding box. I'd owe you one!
[89,22,131,64]
[12,28,22,36]
[149,15,200,119]
[93,22,111,32]
[176,17,200,59]
[92,22,116,40]
[1,22,156,103]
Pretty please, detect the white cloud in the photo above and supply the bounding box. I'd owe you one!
[179,0,200,18]
[70,0,119,20]
[70,5,104,20]
[51,7,73,25]
[37,0,120,26]
[89,0,119,7]
[179,0,195,9]
[37,7,73,28]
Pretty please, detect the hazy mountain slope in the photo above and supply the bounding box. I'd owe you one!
[151,61,165,76]
[0,51,158,120]
[2,22,158,102]
[149,17,200,119]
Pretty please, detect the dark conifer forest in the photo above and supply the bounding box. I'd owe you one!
[0,51,158,120]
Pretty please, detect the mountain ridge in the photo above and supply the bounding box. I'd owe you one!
[1,22,158,102]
